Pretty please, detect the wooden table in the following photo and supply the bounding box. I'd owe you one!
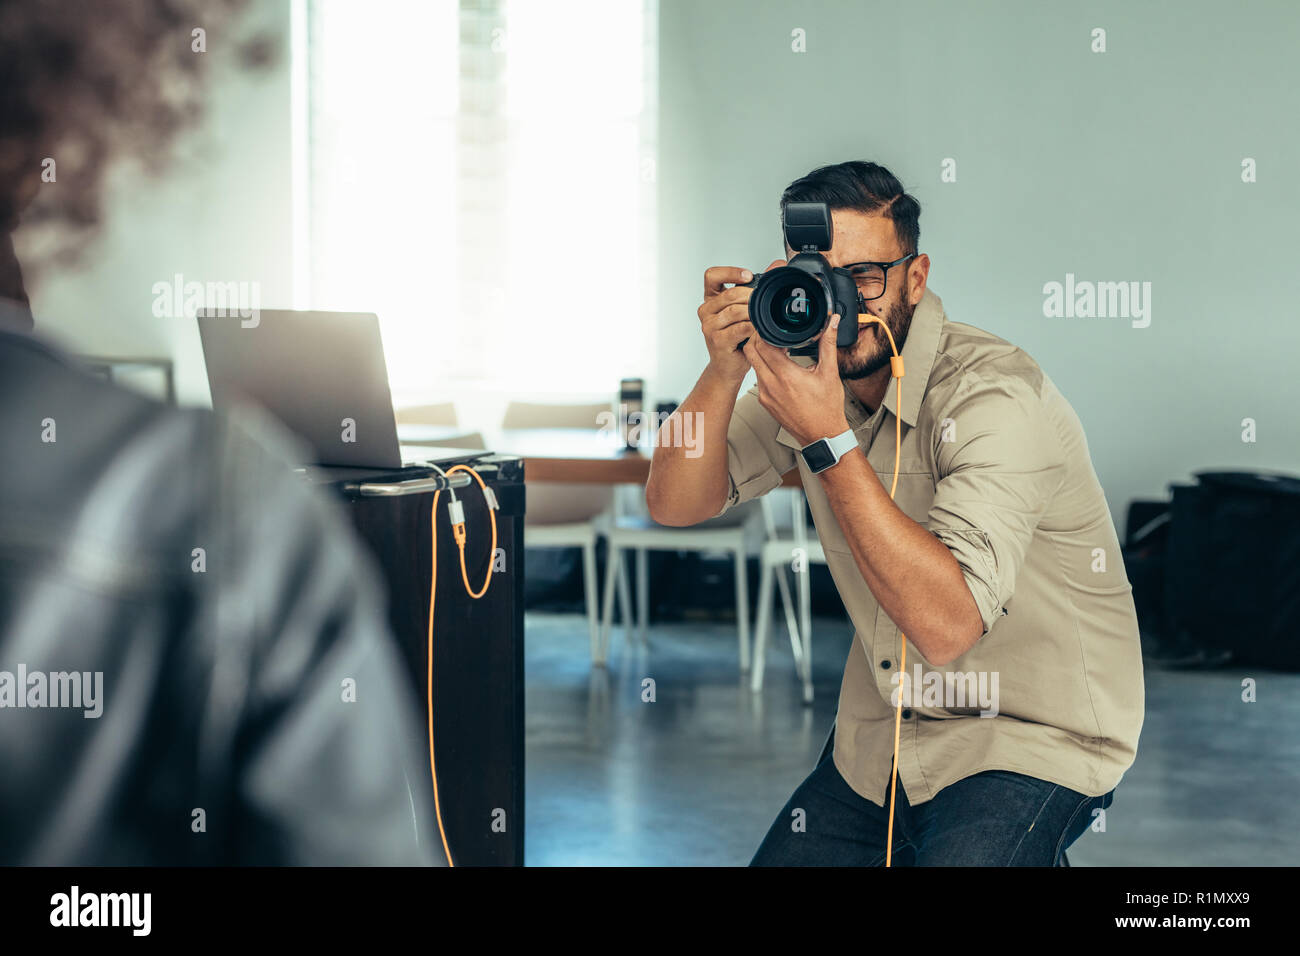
[399,425,802,487]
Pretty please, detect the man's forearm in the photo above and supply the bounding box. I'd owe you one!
[645,364,741,526]
[818,449,983,666]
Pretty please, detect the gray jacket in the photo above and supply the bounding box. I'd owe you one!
[0,320,443,865]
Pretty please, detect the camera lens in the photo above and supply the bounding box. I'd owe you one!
[779,287,815,330]
[749,266,829,347]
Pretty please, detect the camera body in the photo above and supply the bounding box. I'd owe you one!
[741,201,862,356]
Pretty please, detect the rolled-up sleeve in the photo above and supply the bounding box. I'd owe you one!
[926,376,1065,636]
[713,386,798,518]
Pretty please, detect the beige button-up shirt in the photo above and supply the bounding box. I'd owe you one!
[715,288,1144,805]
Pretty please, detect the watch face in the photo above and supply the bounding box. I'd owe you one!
[802,439,836,473]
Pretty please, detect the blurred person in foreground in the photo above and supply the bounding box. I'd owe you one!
[0,0,443,865]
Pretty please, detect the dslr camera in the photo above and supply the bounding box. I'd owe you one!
[741,201,863,357]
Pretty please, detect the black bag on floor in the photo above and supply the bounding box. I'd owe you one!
[1165,471,1300,670]
[1122,498,1172,642]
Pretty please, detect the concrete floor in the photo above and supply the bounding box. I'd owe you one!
[524,611,1300,866]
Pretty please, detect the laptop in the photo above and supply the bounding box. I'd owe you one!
[198,309,481,480]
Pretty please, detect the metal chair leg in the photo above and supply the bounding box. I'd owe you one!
[734,546,750,673]
[775,566,801,666]
[583,539,600,663]
[616,553,633,644]
[598,545,621,666]
[798,562,814,703]
[635,546,648,645]
[751,563,773,692]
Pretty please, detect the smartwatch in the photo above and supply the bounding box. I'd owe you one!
[800,428,859,475]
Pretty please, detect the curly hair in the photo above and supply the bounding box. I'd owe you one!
[0,0,273,285]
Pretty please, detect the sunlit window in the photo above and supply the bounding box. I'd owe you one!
[301,0,658,409]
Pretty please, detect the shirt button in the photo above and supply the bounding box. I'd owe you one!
[902,709,913,720]
[881,660,891,669]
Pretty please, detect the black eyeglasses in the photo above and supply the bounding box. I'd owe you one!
[844,253,917,301]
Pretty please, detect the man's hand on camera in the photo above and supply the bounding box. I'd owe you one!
[743,314,850,448]
[698,261,785,388]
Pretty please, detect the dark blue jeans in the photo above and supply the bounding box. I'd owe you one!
[751,750,1113,866]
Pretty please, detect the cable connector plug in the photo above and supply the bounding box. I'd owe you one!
[448,498,467,545]
[482,486,499,511]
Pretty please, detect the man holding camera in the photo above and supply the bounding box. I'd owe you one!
[646,160,1144,866]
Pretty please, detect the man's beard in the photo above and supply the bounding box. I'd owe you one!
[837,294,915,381]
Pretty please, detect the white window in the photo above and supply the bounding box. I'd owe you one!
[299,0,658,415]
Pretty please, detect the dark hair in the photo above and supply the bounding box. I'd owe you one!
[0,0,273,278]
[780,160,920,255]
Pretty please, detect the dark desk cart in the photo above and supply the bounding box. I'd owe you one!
[316,452,525,866]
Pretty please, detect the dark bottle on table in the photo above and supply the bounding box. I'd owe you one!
[619,377,644,449]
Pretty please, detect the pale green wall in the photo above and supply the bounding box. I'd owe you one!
[657,0,1300,531]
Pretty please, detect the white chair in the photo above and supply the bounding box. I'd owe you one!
[393,402,485,452]
[751,488,826,702]
[503,401,623,665]
[394,402,459,426]
[600,494,760,673]
[405,430,487,450]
